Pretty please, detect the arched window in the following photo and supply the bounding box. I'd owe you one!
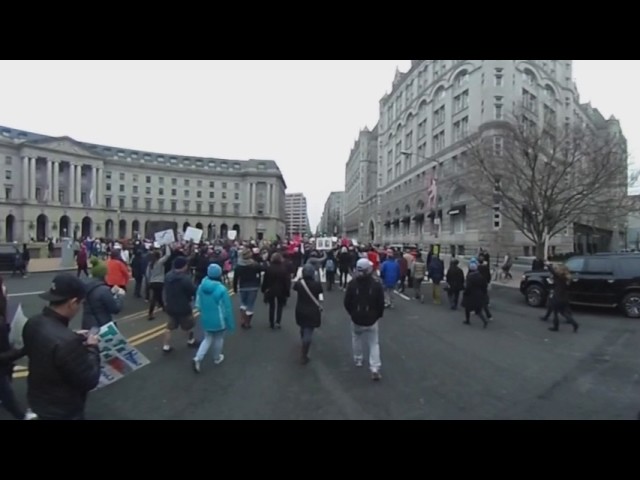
[545,84,556,100]
[454,70,469,87]
[433,86,446,101]
[523,68,537,86]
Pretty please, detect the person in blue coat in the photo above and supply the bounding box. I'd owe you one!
[427,254,445,305]
[380,251,400,308]
[192,264,235,373]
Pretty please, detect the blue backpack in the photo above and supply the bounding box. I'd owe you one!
[325,259,336,272]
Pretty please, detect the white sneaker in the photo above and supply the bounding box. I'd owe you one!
[24,409,38,420]
[354,359,363,367]
[214,354,225,365]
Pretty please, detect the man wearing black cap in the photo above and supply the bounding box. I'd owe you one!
[22,273,101,420]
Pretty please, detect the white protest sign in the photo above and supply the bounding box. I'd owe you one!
[94,322,151,390]
[154,229,175,246]
[316,238,332,251]
[184,226,203,243]
[228,230,238,241]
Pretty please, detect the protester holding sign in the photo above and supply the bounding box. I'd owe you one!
[23,274,101,420]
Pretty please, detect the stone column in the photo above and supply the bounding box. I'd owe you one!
[68,163,75,204]
[75,164,82,205]
[247,183,253,214]
[268,184,273,215]
[29,157,36,200]
[21,156,29,200]
[91,166,97,207]
[95,167,101,205]
[45,159,52,201]
[52,160,60,202]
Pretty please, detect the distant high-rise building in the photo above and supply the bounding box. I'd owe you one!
[285,193,310,236]
[319,191,344,236]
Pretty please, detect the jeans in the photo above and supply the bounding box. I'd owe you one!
[351,322,381,373]
[326,271,335,290]
[194,331,225,362]
[339,270,349,288]
[0,373,24,420]
[448,290,461,309]
[384,287,395,306]
[239,289,259,315]
[268,297,285,326]
[432,283,442,304]
[300,327,314,346]
[134,276,143,297]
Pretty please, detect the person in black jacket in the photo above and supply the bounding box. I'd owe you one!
[262,253,291,329]
[293,264,324,365]
[0,277,27,420]
[546,262,579,333]
[445,259,465,310]
[338,247,351,290]
[233,248,263,329]
[162,257,197,353]
[344,258,385,381]
[461,261,489,328]
[23,274,101,420]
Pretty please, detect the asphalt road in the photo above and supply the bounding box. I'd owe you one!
[2,271,640,420]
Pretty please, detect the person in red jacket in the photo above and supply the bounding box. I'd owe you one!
[105,251,130,291]
[76,245,89,278]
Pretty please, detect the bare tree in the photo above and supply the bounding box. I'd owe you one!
[458,108,630,258]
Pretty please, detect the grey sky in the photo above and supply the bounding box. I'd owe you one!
[0,60,637,228]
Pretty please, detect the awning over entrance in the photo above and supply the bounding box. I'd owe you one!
[448,205,467,216]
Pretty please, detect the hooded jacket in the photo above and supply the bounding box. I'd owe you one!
[380,258,401,288]
[344,275,385,326]
[163,269,196,317]
[196,277,235,333]
[81,278,124,330]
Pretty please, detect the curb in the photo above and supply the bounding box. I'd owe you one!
[0,267,76,275]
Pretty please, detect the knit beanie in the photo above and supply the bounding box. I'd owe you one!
[91,260,108,279]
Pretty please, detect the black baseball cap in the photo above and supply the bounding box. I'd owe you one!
[39,273,87,303]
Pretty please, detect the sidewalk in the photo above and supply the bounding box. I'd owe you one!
[1,257,75,274]
[438,254,522,289]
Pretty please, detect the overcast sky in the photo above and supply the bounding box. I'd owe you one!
[0,60,637,229]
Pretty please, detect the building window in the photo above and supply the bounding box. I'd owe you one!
[433,131,445,154]
[105,196,111,207]
[209,203,215,214]
[418,120,427,139]
[523,89,537,113]
[5,187,11,200]
[495,74,503,87]
[184,189,189,198]
[222,182,227,189]
[494,136,504,157]
[405,131,413,150]
[119,173,125,181]
[133,185,139,194]
[144,187,150,195]
[495,104,503,120]
[171,188,176,196]
[234,183,240,190]
[234,203,240,215]
[145,199,152,211]
[184,179,190,186]
[453,117,469,141]
[119,184,125,193]
[197,191,202,198]
[158,199,165,211]
[454,90,469,113]
[209,191,215,199]
[454,70,469,88]
[80,191,86,204]
[221,203,227,215]
[159,188,164,195]
[196,203,202,213]
[5,156,11,165]
[452,214,466,234]
[4,170,10,180]
[209,181,215,188]
[159,177,164,185]
[234,192,240,201]
[183,200,190,212]
[119,198,125,209]
[105,171,112,180]
[132,198,138,210]
[544,105,557,125]
[222,192,227,200]
[146,176,151,184]
[197,180,202,187]
[171,201,177,212]
[434,106,445,127]
[132,174,138,182]
[172,178,177,186]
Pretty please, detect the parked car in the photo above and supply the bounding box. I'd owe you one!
[519,253,640,318]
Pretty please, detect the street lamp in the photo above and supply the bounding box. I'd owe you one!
[401,150,443,241]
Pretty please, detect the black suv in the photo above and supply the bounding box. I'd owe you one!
[519,254,640,318]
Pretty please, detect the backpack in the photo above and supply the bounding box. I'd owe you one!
[325,259,336,272]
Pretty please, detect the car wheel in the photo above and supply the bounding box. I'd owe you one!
[622,292,640,318]
[525,285,545,307]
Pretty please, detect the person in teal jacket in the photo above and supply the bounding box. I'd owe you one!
[192,264,235,373]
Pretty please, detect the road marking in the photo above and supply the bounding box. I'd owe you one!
[394,291,411,301]
[8,291,45,298]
